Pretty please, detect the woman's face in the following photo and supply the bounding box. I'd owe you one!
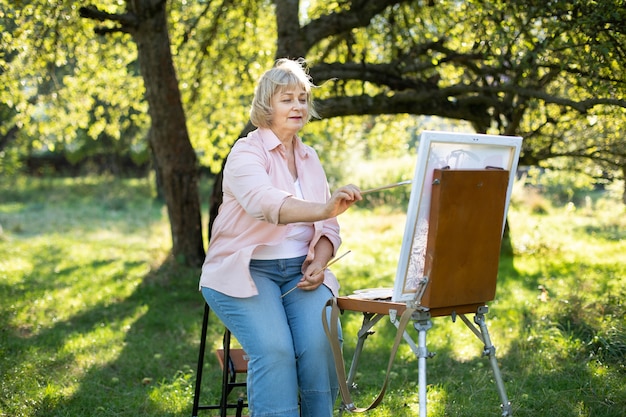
[270,85,308,138]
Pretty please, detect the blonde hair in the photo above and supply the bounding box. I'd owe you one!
[250,58,319,128]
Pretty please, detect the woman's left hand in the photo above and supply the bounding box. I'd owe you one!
[297,261,327,291]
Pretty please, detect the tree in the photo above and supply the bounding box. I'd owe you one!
[78,1,204,266]
[3,0,625,264]
[201,0,626,222]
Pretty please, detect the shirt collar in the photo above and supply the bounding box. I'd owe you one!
[258,128,310,159]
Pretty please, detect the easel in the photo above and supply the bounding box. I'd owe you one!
[333,168,514,416]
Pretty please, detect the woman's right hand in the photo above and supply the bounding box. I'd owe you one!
[325,184,362,217]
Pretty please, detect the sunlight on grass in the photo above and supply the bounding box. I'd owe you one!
[62,305,148,367]
[147,369,197,414]
[6,232,154,337]
[0,247,32,281]
[2,176,625,416]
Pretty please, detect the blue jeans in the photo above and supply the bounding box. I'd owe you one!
[201,255,342,417]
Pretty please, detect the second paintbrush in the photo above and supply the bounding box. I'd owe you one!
[281,250,352,298]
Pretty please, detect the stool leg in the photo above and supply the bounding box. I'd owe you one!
[236,397,244,417]
[192,303,211,417]
[220,329,233,417]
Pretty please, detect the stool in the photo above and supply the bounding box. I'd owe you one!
[192,304,249,417]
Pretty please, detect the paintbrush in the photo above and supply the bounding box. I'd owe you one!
[360,180,412,195]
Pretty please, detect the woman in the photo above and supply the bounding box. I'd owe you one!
[199,58,362,417]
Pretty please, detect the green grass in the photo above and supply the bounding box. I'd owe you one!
[1,176,625,416]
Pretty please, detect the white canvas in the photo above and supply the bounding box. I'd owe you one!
[392,131,523,302]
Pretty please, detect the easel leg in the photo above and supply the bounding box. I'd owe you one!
[475,310,512,416]
[338,313,385,415]
[460,307,512,416]
[346,313,384,389]
[414,314,433,417]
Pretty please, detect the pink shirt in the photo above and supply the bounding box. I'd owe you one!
[199,128,342,298]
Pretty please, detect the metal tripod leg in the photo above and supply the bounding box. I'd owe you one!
[346,313,385,389]
[412,310,433,417]
[338,313,385,415]
[459,307,512,416]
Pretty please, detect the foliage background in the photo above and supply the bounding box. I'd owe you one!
[2,0,625,180]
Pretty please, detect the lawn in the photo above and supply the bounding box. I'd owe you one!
[1,176,625,416]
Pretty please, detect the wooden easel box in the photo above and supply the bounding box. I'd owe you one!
[339,168,509,318]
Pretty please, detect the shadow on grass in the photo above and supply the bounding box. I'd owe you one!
[1,258,223,417]
[4,254,625,416]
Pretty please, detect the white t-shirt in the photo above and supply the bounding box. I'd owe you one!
[251,178,314,260]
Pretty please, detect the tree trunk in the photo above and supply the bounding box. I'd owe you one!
[131,0,204,266]
[0,124,18,152]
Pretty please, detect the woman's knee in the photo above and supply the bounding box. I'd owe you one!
[250,335,296,365]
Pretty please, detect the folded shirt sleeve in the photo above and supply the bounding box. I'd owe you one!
[223,139,292,225]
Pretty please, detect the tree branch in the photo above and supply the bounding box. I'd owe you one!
[273,0,405,57]
[311,62,431,90]
[302,0,403,50]
[79,6,138,33]
[316,90,493,130]
[500,86,626,113]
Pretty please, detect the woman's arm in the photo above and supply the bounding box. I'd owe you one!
[278,184,362,224]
